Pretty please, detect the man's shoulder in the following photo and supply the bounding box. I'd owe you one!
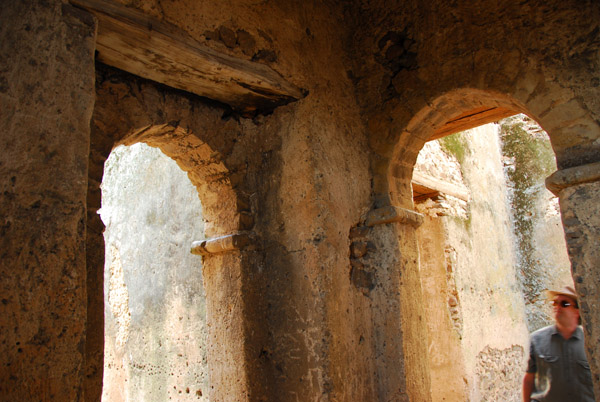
[531,324,556,339]
[529,325,556,353]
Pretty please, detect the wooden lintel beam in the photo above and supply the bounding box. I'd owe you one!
[412,171,470,201]
[71,0,305,113]
[429,106,515,141]
[412,190,441,203]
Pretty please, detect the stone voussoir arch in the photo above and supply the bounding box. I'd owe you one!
[85,72,257,401]
[118,123,241,236]
[387,88,526,208]
[382,80,599,209]
[374,80,600,400]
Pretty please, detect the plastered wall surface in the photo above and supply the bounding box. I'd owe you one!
[416,216,469,402]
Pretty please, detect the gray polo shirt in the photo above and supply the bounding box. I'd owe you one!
[527,325,595,402]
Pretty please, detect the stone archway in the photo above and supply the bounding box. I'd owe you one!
[411,118,573,401]
[379,84,600,400]
[85,66,256,402]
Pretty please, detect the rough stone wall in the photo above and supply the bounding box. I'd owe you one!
[499,115,573,331]
[415,120,574,401]
[354,0,600,167]
[89,66,263,401]
[354,4,600,395]
[415,124,531,402]
[0,2,96,400]
[96,3,382,400]
[559,181,600,395]
[90,19,376,398]
[475,345,525,402]
[100,143,208,401]
[357,2,600,396]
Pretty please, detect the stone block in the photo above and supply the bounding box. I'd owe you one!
[191,232,251,255]
[546,161,600,196]
[351,241,368,258]
[366,205,424,228]
[349,226,369,239]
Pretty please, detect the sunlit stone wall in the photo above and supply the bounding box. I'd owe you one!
[100,143,209,401]
[415,121,571,402]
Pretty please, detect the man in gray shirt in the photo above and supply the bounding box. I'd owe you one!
[522,285,595,402]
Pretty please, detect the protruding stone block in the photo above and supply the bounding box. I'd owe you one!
[351,241,368,258]
[366,205,424,228]
[545,161,600,196]
[191,233,251,255]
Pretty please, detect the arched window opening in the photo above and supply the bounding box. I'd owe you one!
[412,114,571,401]
[99,142,209,401]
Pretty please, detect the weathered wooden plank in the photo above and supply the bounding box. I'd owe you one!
[411,182,440,202]
[429,106,515,141]
[412,171,470,201]
[71,0,305,113]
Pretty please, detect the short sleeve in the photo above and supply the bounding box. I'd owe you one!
[526,339,537,373]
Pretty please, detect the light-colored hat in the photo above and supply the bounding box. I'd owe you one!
[546,285,578,302]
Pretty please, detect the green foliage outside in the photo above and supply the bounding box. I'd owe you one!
[439,132,472,232]
[439,131,470,165]
[499,118,556,302]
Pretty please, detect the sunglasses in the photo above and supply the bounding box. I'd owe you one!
[552,300,577,308]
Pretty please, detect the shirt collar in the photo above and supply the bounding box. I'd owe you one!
[552,325,583,339]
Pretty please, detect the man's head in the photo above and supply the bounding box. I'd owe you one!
[546,285,580,328]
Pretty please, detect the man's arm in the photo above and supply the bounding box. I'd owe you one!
[522,372,535,402]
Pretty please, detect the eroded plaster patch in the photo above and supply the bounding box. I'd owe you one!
[475,345,524,402]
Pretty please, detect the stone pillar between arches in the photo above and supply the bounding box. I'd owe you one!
[550,164,600,398]
[0,2,96,400]
[364,205,432,402]
[557,181,600,397]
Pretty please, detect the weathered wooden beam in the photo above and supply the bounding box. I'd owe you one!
[71,0,305,113]
[429,106,515,141]
[411,185,440,202]
[412,171,470,202]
